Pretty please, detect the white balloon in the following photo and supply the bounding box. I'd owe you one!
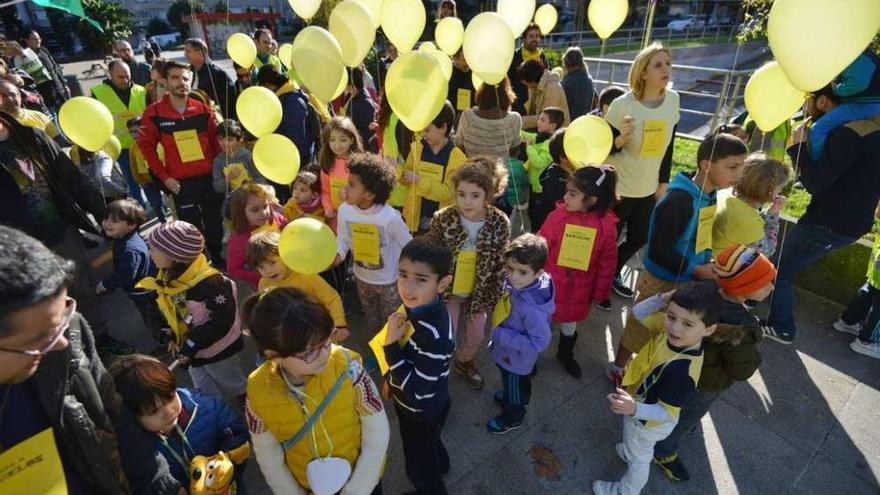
[496,0,536,37]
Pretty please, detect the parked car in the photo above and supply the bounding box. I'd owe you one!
[667,15,707,32]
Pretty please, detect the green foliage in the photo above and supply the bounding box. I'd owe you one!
[212,1,227,13]
[167,0,204,38]
[146,18,172,37]
[308,0,342,28]
[79,0,134,53]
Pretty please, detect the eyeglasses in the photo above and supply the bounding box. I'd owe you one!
[0,297,75,357]
[292,337,332,364]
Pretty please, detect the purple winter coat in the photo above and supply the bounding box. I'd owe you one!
[489,272,556,375]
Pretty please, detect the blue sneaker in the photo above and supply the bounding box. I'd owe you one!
[761,323,794,345]
[486,416,521,435]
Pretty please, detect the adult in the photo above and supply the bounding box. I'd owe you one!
[560,47,595,120]
[138,61,224,262]
[763,86,880,346]
[377,43,398,89]
[114,40,151,86]
[184,38,238,120]
[517,59,571,130]
[256,64,314,177]
[23,30,68,110]
[343,66,377,149]
[0,79,60,139]
[454,76,523,159]
[145,58,167,105]
[234,62,254,94]
[507,23,549,115]
[602,42,679,304]
[0,226,183,494]
[253,28,284,74]
[91,59,148,206]
[4,38,62,113]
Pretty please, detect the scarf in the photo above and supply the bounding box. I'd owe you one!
[522,46,544,63]
[299,194,322,215]
[136,254,221,344]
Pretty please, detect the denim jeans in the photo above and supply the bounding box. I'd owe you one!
[117,149,145,205]
[767,223,857,337]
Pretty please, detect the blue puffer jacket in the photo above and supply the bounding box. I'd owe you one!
[154,388,248,488]
[489,272,556,375]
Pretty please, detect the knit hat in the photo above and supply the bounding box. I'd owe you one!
[146,220,205,263]
[715,245,777,296]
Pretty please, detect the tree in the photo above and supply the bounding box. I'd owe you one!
[167,0,204,38]
[212,1,227,13]
[79,0,134,53]
[146,17,172,36]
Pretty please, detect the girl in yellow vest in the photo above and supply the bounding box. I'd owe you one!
[243,288,389,495]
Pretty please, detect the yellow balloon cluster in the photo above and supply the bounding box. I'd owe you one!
[253,133,301,185]
[463,13,514,85]
[279,218,338,275]
[59,97,114,152]
[291,26,346,103]
[288,0,321,20]
[588,0,628,40]
[381,0,425,53]
[330,0,376,67]
[744,61,805,133]
[236,86,283,138]
[563,115,613,166]
[435,17,464,56]
[385,51,449,131]
[226,33,257,69]
[768,0,880,92]
[496,0,535,37]
[534,4,557,35]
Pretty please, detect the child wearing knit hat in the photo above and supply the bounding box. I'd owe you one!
[653,244,775,483]
[136,220,248,401]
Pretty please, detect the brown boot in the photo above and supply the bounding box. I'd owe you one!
[454,359,484,389]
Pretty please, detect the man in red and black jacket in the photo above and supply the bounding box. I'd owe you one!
[138,60,224,262]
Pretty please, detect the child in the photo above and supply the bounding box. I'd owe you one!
[653,245,774,482]
[528,129,574,233]
[96,199,159,335]
[319,116,364,230]
[523,107,566,195]
[137,221,247,399]
[538,166,619,378]
[226,183,287,289]
[71,145,128,202]
[487,233,555,433]
[448,49,475,124]
[212,120,263,200]
[383,236,456,493]
[282,170,325,222]
[127,116,167,223]
[247,229,348,337]
[429,157,511,389]
[592,282,722,495]
[591,85,626,117]
[335,153,412,335]
[400,101,468,232]
[244,288,389,495]
[108,354,249,490]
[607,133,747,385]
[713,153,790,256]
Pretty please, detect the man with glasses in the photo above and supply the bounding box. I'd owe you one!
[0,225,183,494]
[114,39,151,86]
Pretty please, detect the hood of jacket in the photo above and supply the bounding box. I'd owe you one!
[508,271,555,315]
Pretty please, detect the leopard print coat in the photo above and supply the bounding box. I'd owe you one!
[429,204,511,318]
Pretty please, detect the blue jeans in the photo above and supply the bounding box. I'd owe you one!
[767,223,857,336]
[117,149,145,205]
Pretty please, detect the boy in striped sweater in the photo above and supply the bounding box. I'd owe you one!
[382,236,455,495]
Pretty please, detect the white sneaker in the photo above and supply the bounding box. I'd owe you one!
[833,319,862,336]
[850,339,880,359]
[592,480,622,495]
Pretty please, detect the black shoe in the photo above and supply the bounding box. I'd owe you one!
[654,453,690,482]
[556,333,582,379]
[612,276,634,298]
[596,299,612,311]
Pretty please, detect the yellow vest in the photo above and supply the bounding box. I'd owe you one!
[247,345,362,490]
[91,83,147,149]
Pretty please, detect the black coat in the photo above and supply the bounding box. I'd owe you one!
[561,68,595,121]
[194,60,238,120]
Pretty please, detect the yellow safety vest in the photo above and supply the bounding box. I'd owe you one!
[91,83,147,149]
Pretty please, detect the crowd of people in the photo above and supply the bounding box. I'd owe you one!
[0,6,879,495]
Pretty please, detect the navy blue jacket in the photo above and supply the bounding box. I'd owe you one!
[276,85,315,164]
[345,89,377,150]
[101,231,157,295]
[561,69,595,120]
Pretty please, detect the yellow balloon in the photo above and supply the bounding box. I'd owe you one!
[236,86,283,138]
[60,97,113,152]
[330,0,376,67]
[768,0,880,92]
[563,115,613,166]
[226,33,257,69]
[744,61,806,133]
[588,0,628,40]
[291,26,346,103]
[534,4,557,35]
[435,17,464,56]
[102,135,121,160]
[471,72,483,91]
[463,12,514,85]
[381,0,425,54]
[279,218,337,275]
[288,0,321,20]
[278,43,293,68]
[496,0,535,37]
[354,0,382,28]
[419,42,452,80]
[386,51,448,131]
[253,133,301,185]
[332,66,349,101]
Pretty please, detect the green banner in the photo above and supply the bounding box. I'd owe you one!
[30,0,103,31]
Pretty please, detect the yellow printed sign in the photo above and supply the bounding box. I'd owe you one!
[0,427,67,494]
[351,223,381,265]
[695,204,717,253]
[640,119,668,158]
[330,176,347,210]
[173,129,205,163]
[452,250,477,295]
[223,162,249,189]
[456,89,472,111]
[368,305,415,375]
[492,290,512,327]
[557,224,597,271]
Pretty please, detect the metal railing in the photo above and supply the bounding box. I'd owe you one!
[545,24,741,51]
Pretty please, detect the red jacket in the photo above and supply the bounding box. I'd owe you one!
[226,213,287,288]
[538,202,618,323]
[137,94,220,183]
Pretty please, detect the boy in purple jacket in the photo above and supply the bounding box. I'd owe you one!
[488,233,556,434]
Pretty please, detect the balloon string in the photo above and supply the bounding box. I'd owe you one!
[491,81,522,235]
